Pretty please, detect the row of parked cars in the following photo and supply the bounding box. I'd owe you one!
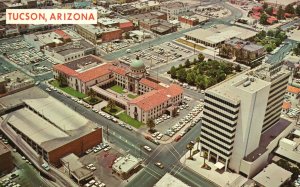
[165,103,203,139]
[85,143,111,155]
[84,179,106,187]
[154,114,171,125]
[0,173,21,187]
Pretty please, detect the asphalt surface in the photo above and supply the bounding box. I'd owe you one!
[266,39,297,64]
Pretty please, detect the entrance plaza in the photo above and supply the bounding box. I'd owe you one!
[180,148,247,187]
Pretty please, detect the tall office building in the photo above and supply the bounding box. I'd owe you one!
[200,63,290,175]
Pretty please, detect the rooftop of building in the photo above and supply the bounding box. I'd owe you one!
[139,78,164,90]
[244,118,291,162]
[0,70,34,86]
[287,85,300,94]
[61,153,84,172]
[185,24,257,44]
[282,101,292,110]
[56,55,104,71]
[161,1,187,9]
[77,24,120,35]
[154,173,190,187]
[53,29,71,40]
[0,141,10,155]
[112,154,142,173]
[51,39,94,56]
[3,96,100,152]
[253,163,292,187]
[129,84,183,111]
[225,37,264,52]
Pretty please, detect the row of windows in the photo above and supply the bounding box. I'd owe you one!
[205,93,240,109]
[202,116,236,134]
[267,87,287,105]
[269,82,288,99]
[262,113,281,132]
[200,140,232,157]
[201,128,234,146]
[205,99,239,115]
[201,133,233,151]
[263,107,282,125]
[65,53,83,61]
[270,78,288,94]
[204,105,238,121]
[265,99,284,118]
[202,119,235,140]
[203,111,236,127]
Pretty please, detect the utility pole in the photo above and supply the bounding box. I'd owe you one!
[106,124,109,142]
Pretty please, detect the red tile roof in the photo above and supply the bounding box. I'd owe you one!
[267,16,278,24]
[110,66,127,76]
[129,84,183,111]
[53,64,78,76]
[139,78,164,90]
[54,29,70,40]
[282,102,291,110]
[119,22,133,29]
[77,64,112,83]
[252,6,262,12]
[287,85,300,94]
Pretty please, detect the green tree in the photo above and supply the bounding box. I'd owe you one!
[185,59,190,67]
[198,53,205,62]
[124,32,130,39]
[88,88,97,99]
[260,13,268,25]
[296,5,300,16]
[57,74,67,87]
[177,68,187,82]
[170,66,177,79]
[266,46,273,53]
[195,137,201,151]
[146,118,155,131]
[267,30,274,37]
[235,65,242,72]
[277,6,285,19]
[186,72,195,85]
[203,151,208,166]
[186,143,194,159]
[195,75,205,89]
[265,7,273,15]
[107,99,116,112]
[285,4,295,14]
[262,2,268,10]
[257,30,267,39]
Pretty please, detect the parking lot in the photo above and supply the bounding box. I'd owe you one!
[98,36,154,54]
[119,42,193,69]
[79,142,123,187]
[145,96,203,142]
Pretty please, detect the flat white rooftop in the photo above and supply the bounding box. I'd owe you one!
[264,0,297,6]
[185,24,257,44]
[154,173,190,187]
[253,163,292,187]
[4,108,69,145]
[23,97,88,131]
[209,73,271,102]
[112,154,141,173]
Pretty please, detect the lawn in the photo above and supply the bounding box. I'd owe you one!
[176,38,206,51]
[117,112,143,128]
[83,96,102,105]
[110,85,125,94]
[102,105,123,115]
[49,80,86,99]
[127,94,138,99]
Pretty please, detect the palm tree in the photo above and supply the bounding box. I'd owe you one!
[88,89,97,99]
[146,119,155,131]
[57,74,67,87]
[186,143,194,159]
[203,151,208,166]
[107,99,116,112]
[195,137,200,151]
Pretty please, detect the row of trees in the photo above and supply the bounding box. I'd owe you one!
[293,43,300,56]
[254,29,287,53]
[260,3,300,25]
[168,54,235,90]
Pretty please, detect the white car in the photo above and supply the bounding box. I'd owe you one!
[143,145,152,152]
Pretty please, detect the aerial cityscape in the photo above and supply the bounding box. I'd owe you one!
[0,0,300,187]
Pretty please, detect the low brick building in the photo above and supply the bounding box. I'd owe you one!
[0,142,14,176]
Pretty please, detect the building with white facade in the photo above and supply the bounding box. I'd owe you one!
[160,2,189,20]
[200,63,291,177]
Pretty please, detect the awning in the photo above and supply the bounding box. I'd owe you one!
[215,162,225,169]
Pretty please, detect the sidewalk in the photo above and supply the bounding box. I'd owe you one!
[180,149,247,187]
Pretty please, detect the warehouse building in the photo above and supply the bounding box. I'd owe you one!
[0,142,14,176]
[2,96,102,167]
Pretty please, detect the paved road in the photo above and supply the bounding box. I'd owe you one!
[39,83,215,187]
[266,39,297,64]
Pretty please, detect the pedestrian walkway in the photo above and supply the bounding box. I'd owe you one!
[180,149,247,187]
